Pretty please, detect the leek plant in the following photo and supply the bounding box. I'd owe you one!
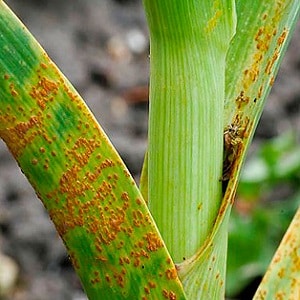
[0,0,299,299]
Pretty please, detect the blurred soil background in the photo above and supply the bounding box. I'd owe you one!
[0,1,299,299]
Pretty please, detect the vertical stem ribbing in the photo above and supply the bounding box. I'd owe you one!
[144,0,236,263]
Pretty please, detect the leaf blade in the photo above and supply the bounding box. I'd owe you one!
[0,2,187,299]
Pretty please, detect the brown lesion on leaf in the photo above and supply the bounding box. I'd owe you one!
[59,165,90,197]
[257,85,263,99]
[165,268,177,280]
[144,232,163,252]
[242,21,285,92]
[132,209,146,228]
[9,83,19,97]
[40,62,48,70]
[265,28,288,76]
[0,115,41,157]
[277,28,288,47]
[66,137,101,167]
[29,76,59,110]
[69,251,80,270]
[162,289,177,300]
[130,248,150,267]
[235,90,250,109]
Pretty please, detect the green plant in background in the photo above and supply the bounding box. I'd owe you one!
[0,0,299,299]
[227,132,300,297]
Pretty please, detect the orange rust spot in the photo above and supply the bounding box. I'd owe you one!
[144,286,150,294]
[40,62,48,69]
[132,209,145,227]
[277,268,285,279]
[133,257,140,267]
[258,86,263,99]
[265,50,279,75]
[96,181,113,201]
[0,115,41,157]
[100,158,115,170]
[41,131,53,144]
[105,274,111,283]
[11,89,18,97]
[4,74,10,80]
[277,28,287,46]
[140,249,149,258]
[236,91,250,107]
[121,192,129,201]
[136,198,142,205]
[113,270,126,288]
[144,232,163,252]
[51,151,57,157]
[162,289,169,299]
[39,147,46,153]
[85,171,97,182]
[162,290,176,300]
[130,249,149,267]
[31,158,38,165]
[95,242,102,253]
[275,291,285,300]
[123,257,130,264]
[274,253,281,263]
[243,67,259,84]
[67,137,101,167]
[165,268,177,280]
[30,77,58,110]
[96,256,108,262]
[169,291,176,300]
[137,241,144,248]
[116,241,124,249]
[149,281,156,289]
[59,165,90,197]
[124,169,131,177]
[69,252,80,269]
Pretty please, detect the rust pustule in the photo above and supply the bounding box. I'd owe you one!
[30,77,59,110]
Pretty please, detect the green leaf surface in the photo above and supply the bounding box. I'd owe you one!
[143,1,236,298]
[0,2,187,299]
[144,0,236,263]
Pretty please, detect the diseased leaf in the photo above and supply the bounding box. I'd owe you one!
[253,207,300,299]
[0,2,187,299]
